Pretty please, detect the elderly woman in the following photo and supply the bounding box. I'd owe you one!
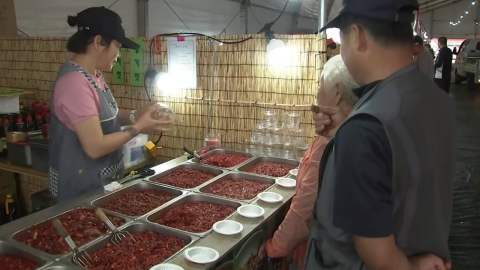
[263,55,359,270]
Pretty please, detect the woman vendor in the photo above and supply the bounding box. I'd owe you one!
[262,55,359,269]
[49,6,171,203]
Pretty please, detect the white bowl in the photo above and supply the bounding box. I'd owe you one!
[184,247,219,264]
[237,205,265,218]
[275,177,296,188]
[257,192,283,203]
[289,169,298,177]
[149,263,184,270]
[213,220,243,235]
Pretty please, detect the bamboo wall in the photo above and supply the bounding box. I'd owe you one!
[0,34,326,212]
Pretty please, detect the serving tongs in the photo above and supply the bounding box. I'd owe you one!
[94,207,136,246]
[183,146,202,159]
[52,218,94,269]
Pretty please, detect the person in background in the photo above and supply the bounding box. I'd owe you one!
[435,36,453,93]
[306,0,455,269]
[49,7,172,203]
[413,35,434,79]
[263,55,359,270]
[326,38,337,61]
[424,43,435,59]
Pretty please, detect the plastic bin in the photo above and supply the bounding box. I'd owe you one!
[30,138,49,172]
[6,141,31,166]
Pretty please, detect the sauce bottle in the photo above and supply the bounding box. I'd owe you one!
[35,114,43,130]
[15,116,24,132]
[25,115,35,132]
[5,194,17,222]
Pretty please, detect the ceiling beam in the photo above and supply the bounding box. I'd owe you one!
[420,0,465,13]
[224,0,317,21]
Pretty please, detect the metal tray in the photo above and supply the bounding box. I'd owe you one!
[235,156,300,177]
[195,172,276,203]
[146,163,226,191]
[145,193,242,238]
[38,262,82,270]
[65,221,198,268]
[189,149,254,170]
[10,205,132,260]
[91,182,187,219]
[0,239,50,269]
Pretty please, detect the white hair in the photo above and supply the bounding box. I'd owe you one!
[321,55,359,106]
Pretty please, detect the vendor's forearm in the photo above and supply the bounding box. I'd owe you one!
[74,116,141,159]
[119,109,134,126]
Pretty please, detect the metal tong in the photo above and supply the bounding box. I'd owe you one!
[52,218,94,269]
[94,207,135,246]
[183,146,201,159]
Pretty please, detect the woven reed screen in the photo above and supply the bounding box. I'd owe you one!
[0,34,326,159]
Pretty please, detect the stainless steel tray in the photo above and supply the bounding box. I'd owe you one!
[189,149,254,170]
[194,172,276,203]
[38,262,82,270]
[146,163,226,191]
[235,156,300,177]
[91,182,187,219]
[9,205,133,260]
[0,239,51,269]
[64,221,198,268]
[145,193,242,238]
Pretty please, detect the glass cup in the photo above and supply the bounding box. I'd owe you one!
[205,132,221,148]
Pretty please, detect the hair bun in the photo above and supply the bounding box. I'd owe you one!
[67,16,78,27]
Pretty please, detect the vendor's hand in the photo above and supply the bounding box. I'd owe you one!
[133,106,172,134]
[311,104,346,138]
[410,253,451,270]
[134,101,157,121]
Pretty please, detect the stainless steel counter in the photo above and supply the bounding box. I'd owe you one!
[0,155,297,270]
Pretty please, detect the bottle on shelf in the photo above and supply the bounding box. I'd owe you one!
[5,194,17,222]
[15,116,25,132]
[25,115,35,132]
[35,114,43,130]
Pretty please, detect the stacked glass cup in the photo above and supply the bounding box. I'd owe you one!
[244,110,307,160]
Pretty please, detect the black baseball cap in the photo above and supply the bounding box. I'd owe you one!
[413,35,424,45]
[319,0,419,32]
[68,6,139,50]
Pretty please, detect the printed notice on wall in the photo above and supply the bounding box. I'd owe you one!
[112,48,125,84]
[129,38,144,87]
[166,36,197,89]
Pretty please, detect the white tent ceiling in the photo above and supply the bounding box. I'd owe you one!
[12,0,465,37]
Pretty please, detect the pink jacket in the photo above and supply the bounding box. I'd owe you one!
[265,136,329,269]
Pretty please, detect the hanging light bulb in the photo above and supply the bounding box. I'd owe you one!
[154,71,176,94]
[265,28,290,66]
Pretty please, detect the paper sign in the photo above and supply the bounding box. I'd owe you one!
[166,36,197,89]
[112,48,125,84]
[129,38,144,87]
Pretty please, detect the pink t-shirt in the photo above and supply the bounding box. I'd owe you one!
[54,71,106,130]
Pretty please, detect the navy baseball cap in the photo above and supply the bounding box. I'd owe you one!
[319,0,419,32]
[68,6,139,50]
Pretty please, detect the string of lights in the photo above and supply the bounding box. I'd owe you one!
[450,1,476,26]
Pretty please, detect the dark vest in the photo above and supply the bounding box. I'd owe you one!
[303,64,456,269]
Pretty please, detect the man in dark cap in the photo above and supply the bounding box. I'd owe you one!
[307,0,455,269]
[413,35,434,79]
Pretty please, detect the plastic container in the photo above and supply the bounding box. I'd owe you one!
[121,126,148,167]
[257,192,283,203]
[6,141,31,166]
[275,178,296,188]
[237,205,265,218]
[149,264,184,270]
[184,247,219,264]
[213,220,243,235]
[30,138,49,172]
